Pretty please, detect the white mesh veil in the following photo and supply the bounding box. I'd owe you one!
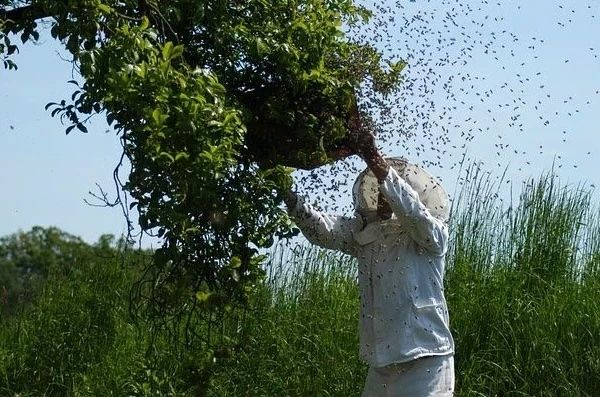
[352,157,450,222]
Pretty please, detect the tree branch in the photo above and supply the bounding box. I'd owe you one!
[0,4,52,30]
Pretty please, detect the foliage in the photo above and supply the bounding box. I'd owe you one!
[0,226,90,315]
[1,0,403,329]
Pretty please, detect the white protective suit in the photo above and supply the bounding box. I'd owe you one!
[288,159,455,395]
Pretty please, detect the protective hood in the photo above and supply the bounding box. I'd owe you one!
[352,157,450,222]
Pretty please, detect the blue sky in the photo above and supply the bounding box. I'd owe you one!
[1,1,599,244]
[0,37,133,244]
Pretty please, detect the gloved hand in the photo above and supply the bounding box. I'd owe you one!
[345,96,390,182]
[377,190,393,220]
[284,189,298,210]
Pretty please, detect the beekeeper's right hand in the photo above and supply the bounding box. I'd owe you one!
[284,190,298,210]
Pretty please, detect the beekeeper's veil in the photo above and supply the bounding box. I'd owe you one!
[352,157,450,223]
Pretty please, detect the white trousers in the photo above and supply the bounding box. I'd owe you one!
[361,355,454,397]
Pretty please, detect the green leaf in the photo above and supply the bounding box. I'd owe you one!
[255,38,268,57]
[76,123,88,133]
[162,42,174,61]
[174,152,190,161]
[171,45,184,59]
[158,152,175,163]
[140,16,150,30]
[45,102,57,111]
[20,31,29,44]
[97,3,113,14]
[230,256,242,269]
[151,108,165,125]
[195,291,213,303]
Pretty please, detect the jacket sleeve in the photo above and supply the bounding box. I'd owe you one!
[379,167,449,256]
[288,196,359,256]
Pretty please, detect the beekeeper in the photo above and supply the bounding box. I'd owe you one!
[284,134,455,396]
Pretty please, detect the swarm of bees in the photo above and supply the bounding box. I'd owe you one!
[296,0,599,214]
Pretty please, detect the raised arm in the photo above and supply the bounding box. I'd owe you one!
[378,168,448,255]
[347,111,448,255]
[284,191,359,256]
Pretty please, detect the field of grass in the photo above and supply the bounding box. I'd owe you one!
[1,166,599,396]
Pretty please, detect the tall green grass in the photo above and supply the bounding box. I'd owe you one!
[1,166,599,396]
[446,165,600,396]
[208,245,364,396]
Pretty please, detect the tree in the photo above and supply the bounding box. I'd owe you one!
[0,226,114,315]
[0,227,86,313]
[1,0,402,334]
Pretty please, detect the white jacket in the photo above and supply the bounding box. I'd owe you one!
[289,167,454,367]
